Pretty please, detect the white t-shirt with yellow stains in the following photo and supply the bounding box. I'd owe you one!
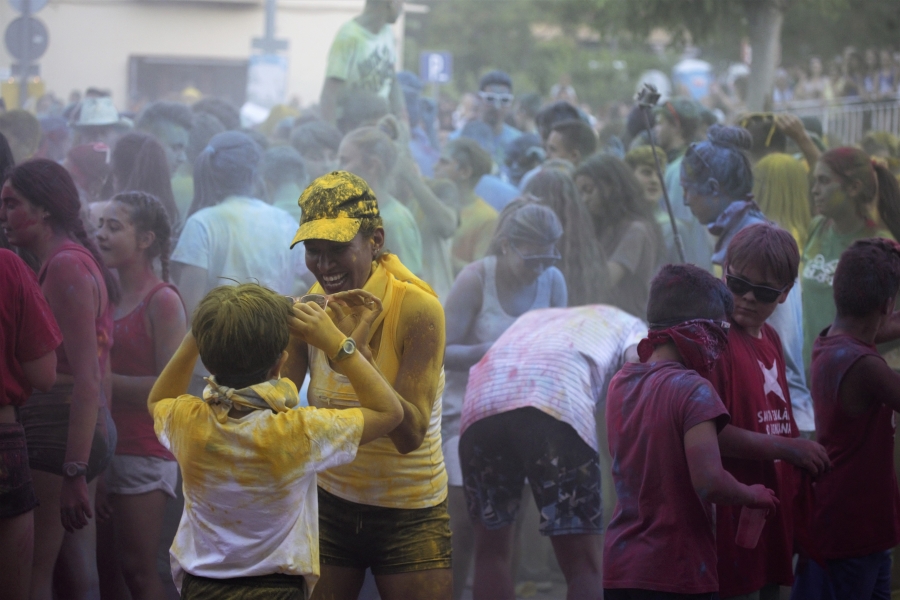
[152,389,364,592]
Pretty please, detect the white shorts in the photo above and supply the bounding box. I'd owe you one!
[442,434,463,487]
[104,454,179,498]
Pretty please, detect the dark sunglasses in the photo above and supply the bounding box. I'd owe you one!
[725,274,787,304]
[479,91,514,107]
[511,244,561,270]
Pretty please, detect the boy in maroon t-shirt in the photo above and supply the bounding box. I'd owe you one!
[0,248,62,600]
[604,264,778,600]
[709,224,831,599]
[792,238,900,600]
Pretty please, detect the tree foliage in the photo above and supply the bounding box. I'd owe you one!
[405,0,900,108]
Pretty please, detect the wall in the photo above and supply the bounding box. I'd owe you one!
[0,0,406,110]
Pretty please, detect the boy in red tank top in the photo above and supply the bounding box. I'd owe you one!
[792,238,900,600]
[709,224,831,599]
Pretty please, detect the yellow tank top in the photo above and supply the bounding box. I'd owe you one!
[308,263,448,509]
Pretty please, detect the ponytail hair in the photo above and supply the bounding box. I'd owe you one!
[188,131,261,218]
[820,147,900,239]
[8,159,121,304]
[111,191,173,282]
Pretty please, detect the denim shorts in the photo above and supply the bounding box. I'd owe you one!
[317,487,452,575]
[460,407,603,536]
[17,403,116,482]
[0,422,39,518]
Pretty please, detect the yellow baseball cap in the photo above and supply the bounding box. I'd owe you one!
[290,171,381,248]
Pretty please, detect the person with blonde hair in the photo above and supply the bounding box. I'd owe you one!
[752,153,812,249]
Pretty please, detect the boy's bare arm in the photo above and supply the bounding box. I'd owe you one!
[147,332,199,415]
[850,356,900,414]
[686,420,779,510]
[717,424,830,476]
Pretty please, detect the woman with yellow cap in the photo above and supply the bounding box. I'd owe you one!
[285,171,450,600]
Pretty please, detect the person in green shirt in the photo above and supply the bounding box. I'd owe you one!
[434,138,498,275]
[802,146,900,367]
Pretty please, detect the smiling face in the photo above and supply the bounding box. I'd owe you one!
[0,182,50,250]
[95,201,153,270]
[303,229,384,294]
[633,164,662,204]
[725,263,789,336]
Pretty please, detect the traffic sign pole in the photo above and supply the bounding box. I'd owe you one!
[19,0,30,107]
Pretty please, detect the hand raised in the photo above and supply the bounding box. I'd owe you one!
[327,290,383,361]
[288,301,346,358]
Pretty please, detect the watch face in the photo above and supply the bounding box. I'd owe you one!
[342,339,355,353]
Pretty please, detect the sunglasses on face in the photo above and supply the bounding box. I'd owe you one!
[725,274,787,304]
[511,244,561,270]
[479,91,514,107]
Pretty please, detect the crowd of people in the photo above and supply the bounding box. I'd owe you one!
[771,46,900,107]
[3,1,900,600]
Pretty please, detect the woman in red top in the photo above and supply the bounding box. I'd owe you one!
[95,191,186,600]
[0,159,120,600]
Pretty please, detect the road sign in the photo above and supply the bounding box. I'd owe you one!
[252,37,288,53]
[9,0,48,13]
[4,16,48,62]
[419,52,452,84]
[246,54,288,110]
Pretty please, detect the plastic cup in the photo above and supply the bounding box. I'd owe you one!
[299,294,328,309]
[734,506,768,549]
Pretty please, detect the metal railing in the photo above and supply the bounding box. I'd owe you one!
[784,96,900,146]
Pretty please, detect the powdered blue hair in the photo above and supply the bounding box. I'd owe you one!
[681,125,754,201]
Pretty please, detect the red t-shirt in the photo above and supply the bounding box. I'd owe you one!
[110,283,181,460]
[0,249,63,407]
[810,332,900,560]
[604,360,730,595]
[708,323,799,597]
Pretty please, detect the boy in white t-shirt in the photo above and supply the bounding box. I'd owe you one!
[147,283,402,599]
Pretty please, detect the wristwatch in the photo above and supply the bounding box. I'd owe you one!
[62,462,88,478]
[332,337,357,362]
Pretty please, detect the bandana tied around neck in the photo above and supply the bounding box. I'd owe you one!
[637,319,730,378]
[202,376,300,423]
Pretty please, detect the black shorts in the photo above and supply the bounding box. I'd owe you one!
[0,422,39,518]
[317,487,452,575]
[460,407,602,536]
[17,404,116,482]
